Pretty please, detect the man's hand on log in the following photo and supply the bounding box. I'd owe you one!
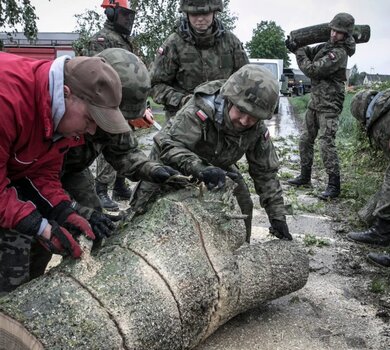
[198,166,226,190]
[269,219,293,240]
[63,213,96,241]
[285,36,298,53]
[151,166,180,183]
[38,221,82,258]
[88,211,116,240]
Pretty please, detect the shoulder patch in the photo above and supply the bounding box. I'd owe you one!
[97,37,105,42]
[157,47,164,55]
[328,51,336,60]
[196,110,208,122]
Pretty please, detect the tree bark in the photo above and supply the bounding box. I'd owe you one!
[288,23,371,48]
[0,183,309,350]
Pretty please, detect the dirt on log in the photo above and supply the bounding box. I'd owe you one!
[288,23,370,48]
[0,183,309,350]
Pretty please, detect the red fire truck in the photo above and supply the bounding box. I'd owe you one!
[0,32,78,59]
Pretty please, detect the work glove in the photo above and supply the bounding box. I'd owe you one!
[15,210,82,258]
[225,171,243,182]
[198,166,226,190]
[62,212,95,240]
[89,211,116,240]
[38,221,82,258]
[285,36,298,53]
[151,166,180,183]
[15,210,43,237]
[49,201,95,240]
[269,219,293,241]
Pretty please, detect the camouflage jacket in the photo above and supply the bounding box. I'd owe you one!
[149,18,248,113]
[296,37,356,113]
[156,80,287,221]
[85,21,133,56]
[366,89,390,155]
[62,128,160,182]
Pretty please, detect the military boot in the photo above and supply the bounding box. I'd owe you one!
[346,218,390,246]
[287,166,311,186]
[112,176,132,201]
[95,181,119,211]
[318,174,340,200]
[367,252,390,268]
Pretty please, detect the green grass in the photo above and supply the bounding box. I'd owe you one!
[303,234,330,247]
[370,277,389,294]
[287,93,386,215]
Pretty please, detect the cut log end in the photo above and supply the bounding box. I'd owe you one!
[0,312,44,350]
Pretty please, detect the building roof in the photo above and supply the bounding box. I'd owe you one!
[0,32,80,47]
[364,74,390,83]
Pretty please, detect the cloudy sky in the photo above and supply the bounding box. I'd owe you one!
[31,0,390,74]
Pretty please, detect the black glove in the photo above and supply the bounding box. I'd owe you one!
[198,166,226,190]
[285,36,298,53]
[15,210,42,236]
[269,219,293,240]
[151,166,180,183]
[89,211,116,240]
[226,171,243,182]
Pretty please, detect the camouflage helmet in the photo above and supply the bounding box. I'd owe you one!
[96,48,150,120]
[220,64,279,120]
[329,13,355,35]
[350,89,378,125]
[179,0,223,13]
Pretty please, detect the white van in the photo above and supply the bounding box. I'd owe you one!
[249,58,284,113]
[249,58,284,94]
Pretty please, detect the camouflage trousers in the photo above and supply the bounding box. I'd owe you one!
[61,168,101,211]
[299,109,340,176]
[95,154,126,186]
[0,230,52,296]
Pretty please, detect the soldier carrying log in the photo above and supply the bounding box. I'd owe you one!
[287,13,357,200]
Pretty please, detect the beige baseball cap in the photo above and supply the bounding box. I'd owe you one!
[64,56,130,134]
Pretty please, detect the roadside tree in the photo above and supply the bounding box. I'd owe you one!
[0,0,38,47]
[245,20,291,67]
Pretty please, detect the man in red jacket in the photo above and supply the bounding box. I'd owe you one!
[0,52,130,295]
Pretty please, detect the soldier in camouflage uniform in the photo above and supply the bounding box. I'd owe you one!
[150,0,249,121]
[287,13,356,200]
[62,48,179,239]
[86,0,136,211]
[132,65,291,242]
[87,0,135,56]
[346,89,390,267]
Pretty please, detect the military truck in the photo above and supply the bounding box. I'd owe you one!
[281,68,311,96]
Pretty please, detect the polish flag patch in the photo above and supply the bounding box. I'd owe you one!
[97,37,105,42]
[264,129,270,140]
[196,110,208,121]
[157,47,164,55]
[328,52,336,60]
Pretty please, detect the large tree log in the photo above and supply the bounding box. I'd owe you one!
[288,23,370,48]
[0,183,309,350]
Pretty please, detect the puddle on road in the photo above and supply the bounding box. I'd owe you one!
[265,97,302,138]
